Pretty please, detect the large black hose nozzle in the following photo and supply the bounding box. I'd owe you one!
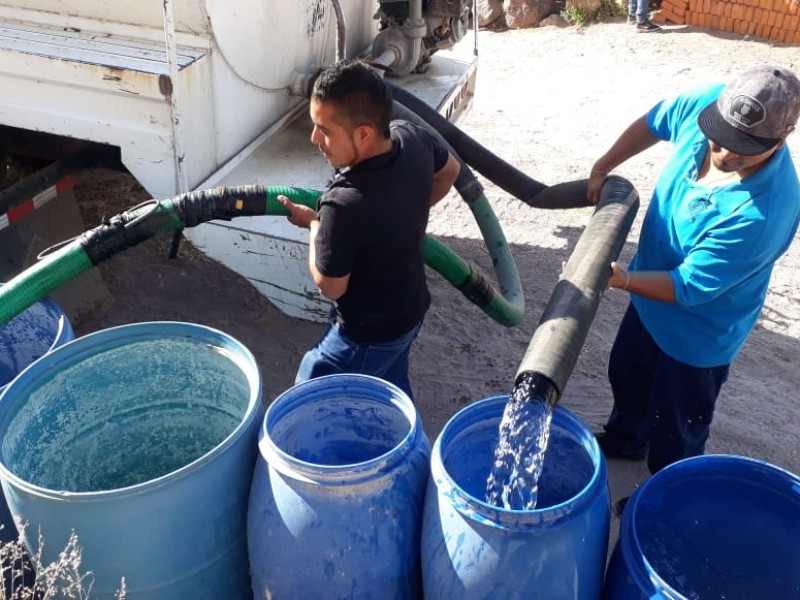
[0,185,318,327]
[79,185,320,264]
[514,175,639,401]
[170,185,320,224]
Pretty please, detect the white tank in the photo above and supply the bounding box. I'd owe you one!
[0,0,378,197]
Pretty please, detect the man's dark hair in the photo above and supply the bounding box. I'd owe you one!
[311,60,393,138]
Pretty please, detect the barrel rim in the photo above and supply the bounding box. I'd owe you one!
[0,287,75,390]
[430,394,608,528]
[618,453,800,597]
[0,320,263,501]
[33,296,75,357]
[258,373,425,485]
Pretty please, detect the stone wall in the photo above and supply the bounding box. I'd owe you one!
[478,0,559,28]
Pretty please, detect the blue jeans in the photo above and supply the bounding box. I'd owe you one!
[629,0,649,20]
[295,320,423,401]
[604,303,729,474]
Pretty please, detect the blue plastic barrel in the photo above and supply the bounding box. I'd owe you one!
[0,292,74,546]
[247,373,431,600]
[603,454,800,599]
[422,395,610,600]
[0,321,262,600]
[0,292,74,392]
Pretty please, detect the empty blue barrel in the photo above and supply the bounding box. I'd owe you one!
[0,292,74,393]
[0,292,74,546]
[603,454,800,599]
[248,374,431,599]
[0,321,262,600]
[422,395,610,600]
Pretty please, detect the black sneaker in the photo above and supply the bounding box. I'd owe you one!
[636,19,662,32]
[627,14,637,24]
[595,432,646,461]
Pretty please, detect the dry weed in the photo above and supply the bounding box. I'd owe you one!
[1,522,125,600]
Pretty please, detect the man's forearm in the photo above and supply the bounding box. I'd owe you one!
[307,221,323,284]
[621,270,677,303]
[593,116,660,174]
[307,221,349,300]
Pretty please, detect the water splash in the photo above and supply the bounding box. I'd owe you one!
[485,373,555,510]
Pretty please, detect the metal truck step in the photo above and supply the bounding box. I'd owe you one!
[0,22,204,73]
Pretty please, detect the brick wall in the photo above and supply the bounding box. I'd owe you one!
[653,0,800,43]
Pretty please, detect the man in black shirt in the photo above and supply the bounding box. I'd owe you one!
[279,59,460,400]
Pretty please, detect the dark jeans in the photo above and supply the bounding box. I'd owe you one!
[295,320,423,401]
[605,303,729,474]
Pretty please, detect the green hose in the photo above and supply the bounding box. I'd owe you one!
[0,185,524,327]
[0,244,94,321]
[265,187,524,327]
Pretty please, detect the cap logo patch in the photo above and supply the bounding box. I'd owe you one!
[727,94,766,129]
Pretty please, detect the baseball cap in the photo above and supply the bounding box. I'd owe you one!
[698,65,800,156]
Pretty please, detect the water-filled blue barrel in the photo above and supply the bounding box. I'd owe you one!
[0,321,262,600]
[0,292,74,546]
[248,373,431,599]
[603,454,800,599]
[422,395,610,600]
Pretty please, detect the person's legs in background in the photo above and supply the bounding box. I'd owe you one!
[634,0,648,22]
[632,0,662,31]
[627,0,637,22]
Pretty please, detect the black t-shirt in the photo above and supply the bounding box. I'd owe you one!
[314,121,449,343]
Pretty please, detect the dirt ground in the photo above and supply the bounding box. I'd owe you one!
[65,20,800,550]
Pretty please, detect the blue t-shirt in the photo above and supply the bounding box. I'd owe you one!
[630,83,800,367]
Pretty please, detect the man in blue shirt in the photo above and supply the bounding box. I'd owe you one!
[587,65,800,477]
